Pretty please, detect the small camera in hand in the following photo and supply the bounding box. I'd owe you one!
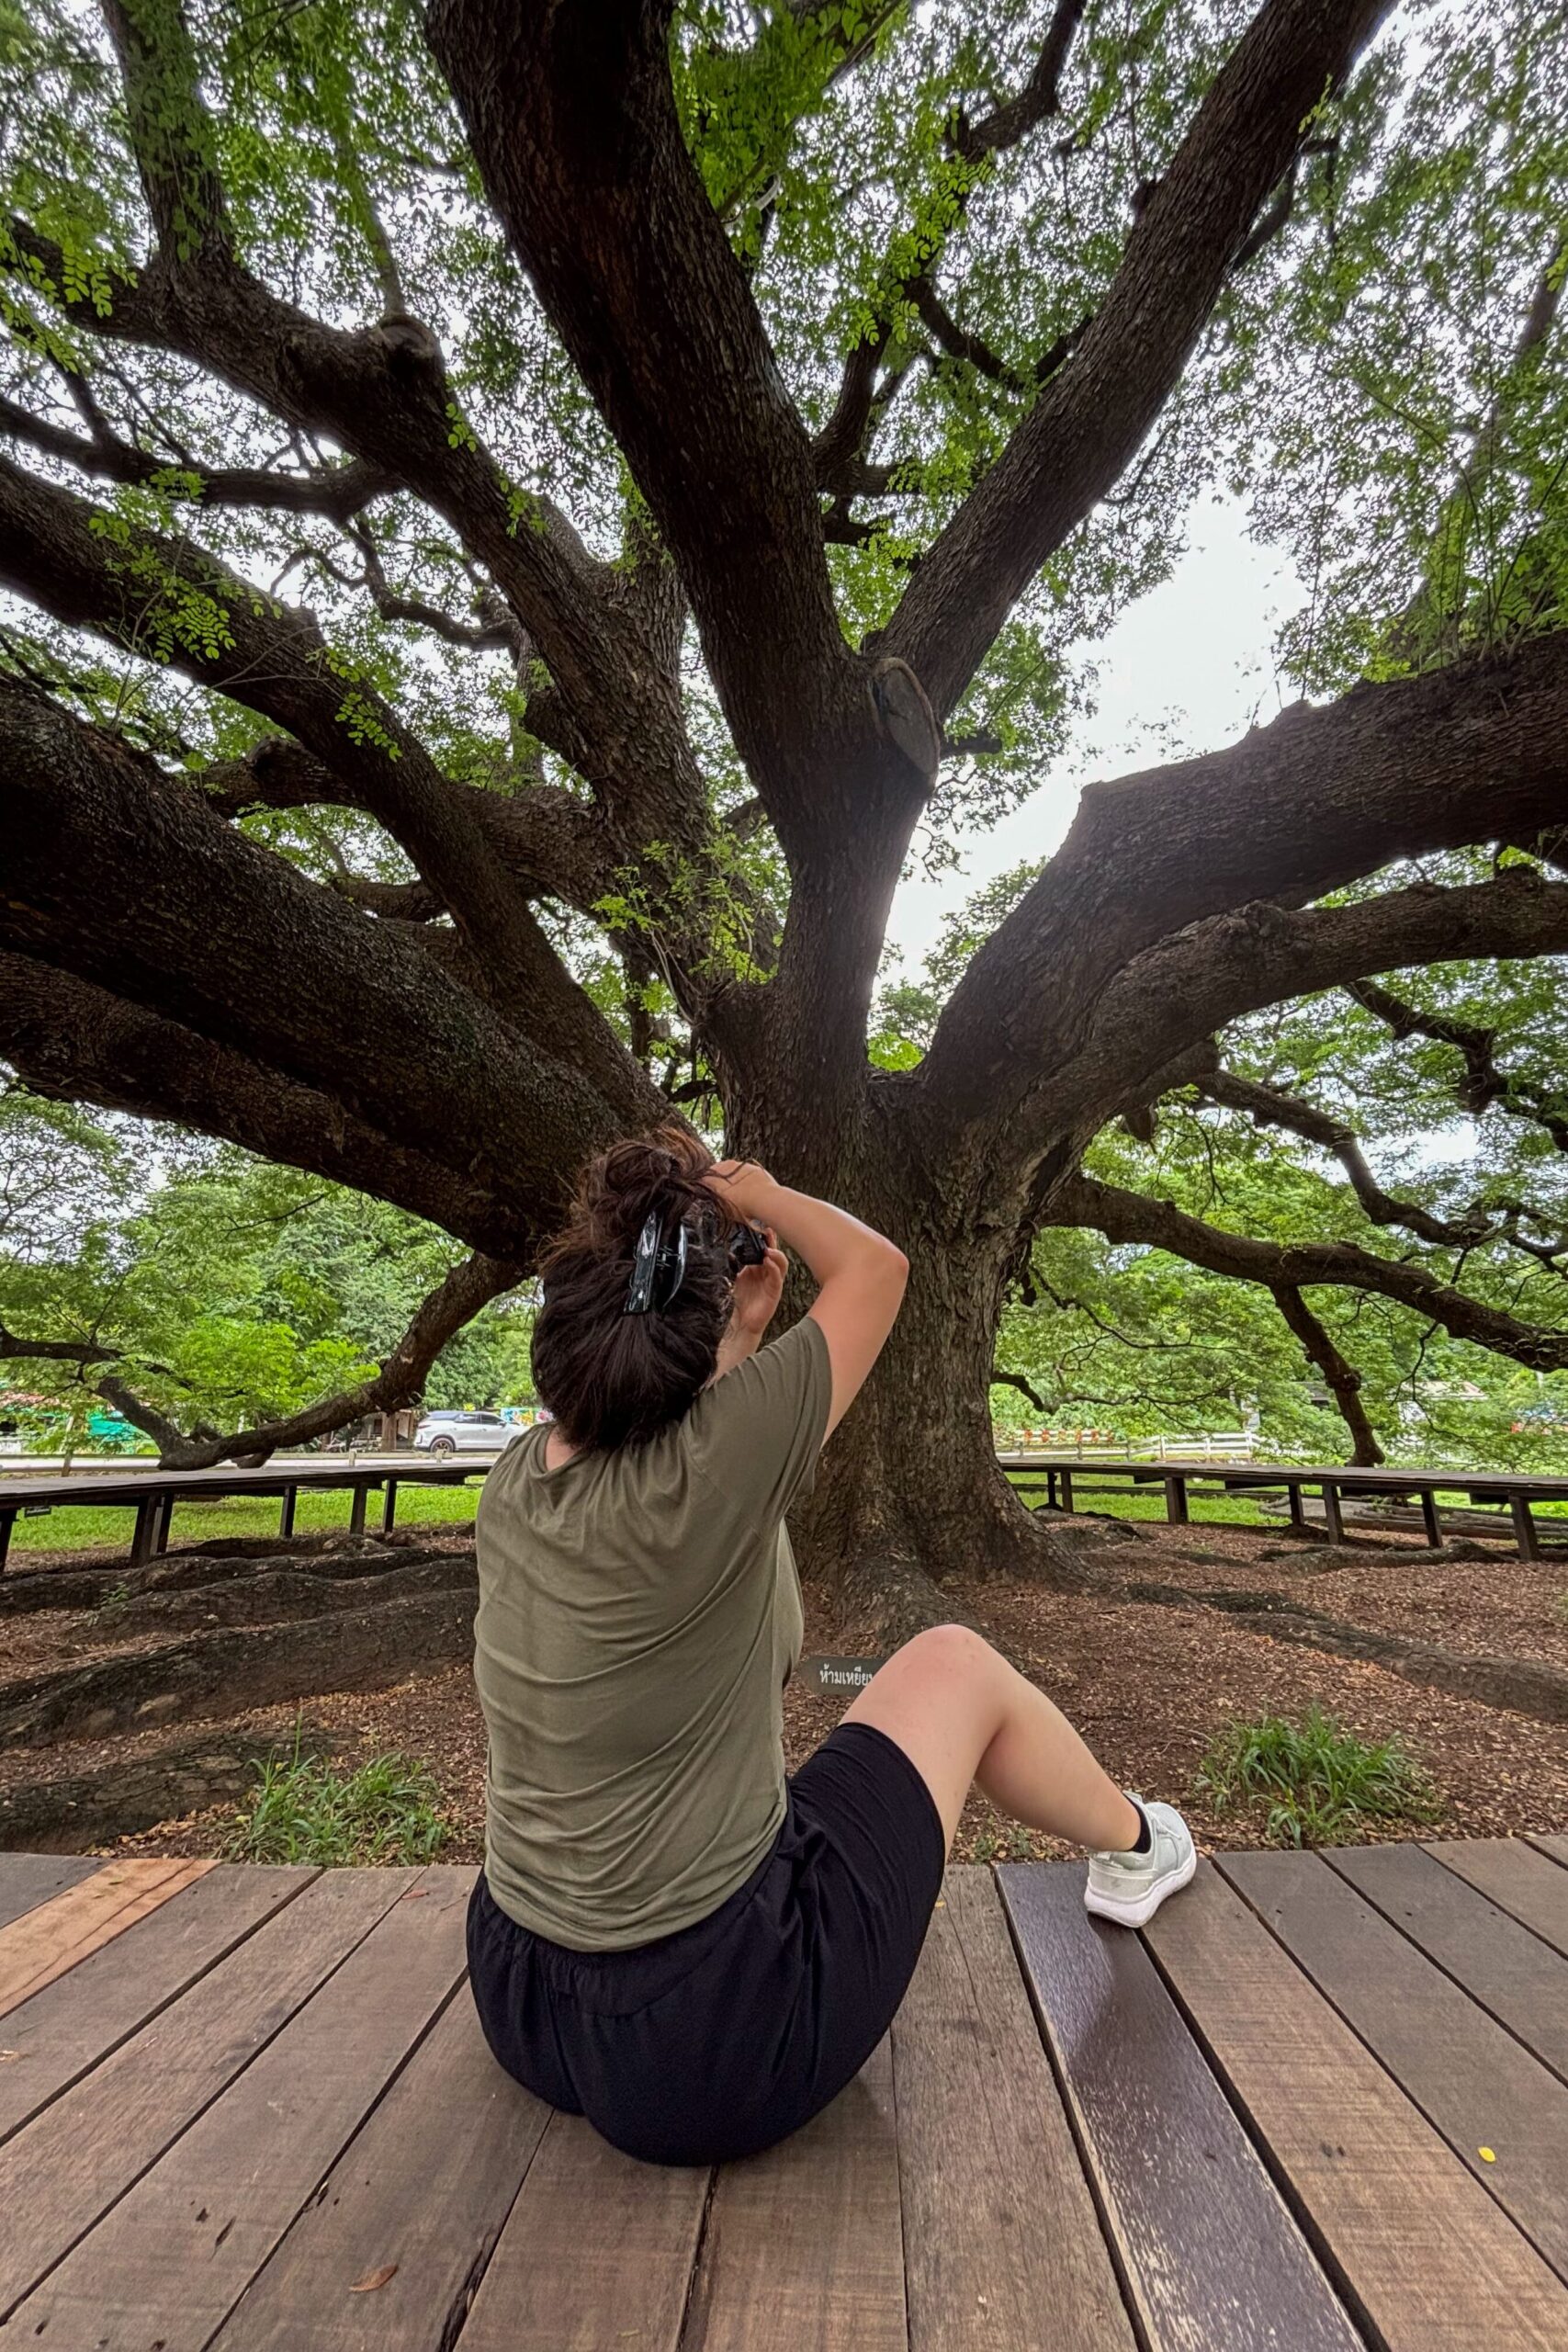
[727,1221,769,1272]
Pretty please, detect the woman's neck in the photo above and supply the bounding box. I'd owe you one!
[543,1425,580,1471]
[541,1328,761,1471]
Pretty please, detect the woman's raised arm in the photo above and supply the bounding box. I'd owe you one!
[705,1160,908,1442]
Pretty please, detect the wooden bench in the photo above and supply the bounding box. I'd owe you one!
[0,1458,487,1571]
[1000,1454,1568,1559]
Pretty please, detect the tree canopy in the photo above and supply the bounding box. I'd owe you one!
[0,1091,532,1452]
[0,2,1564,1598]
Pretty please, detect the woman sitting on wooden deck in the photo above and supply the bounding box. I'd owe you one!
[468,1128,1194,2165]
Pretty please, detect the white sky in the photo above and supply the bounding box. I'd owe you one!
[886,493,1311,967]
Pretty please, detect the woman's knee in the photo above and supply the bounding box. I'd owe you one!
[890,1622,1005,1690]
[850,1623,1010,1741]
[842,1623,1010,1848]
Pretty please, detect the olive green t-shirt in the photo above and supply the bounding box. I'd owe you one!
[473,1313,833,1951]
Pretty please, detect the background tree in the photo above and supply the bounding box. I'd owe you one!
[2,0,1565,1633]
[0,1092,534,1454]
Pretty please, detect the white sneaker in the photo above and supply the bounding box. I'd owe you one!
[1084,1797,1196,1928]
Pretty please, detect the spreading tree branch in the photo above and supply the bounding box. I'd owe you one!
[424,0,876,850]
[1269,1283,1385,1464]
[157,1250,525,1470]
[950,1,1089,162]
[813,324,893,485]
[0,452,641,1069]
[0,680,663,1198]
[0,1327,118,1369]
[0,952,527,1254]
[1196,1065,1484,1249]
[991,1368,1050,1413]
[0,390,392,517]
[811,9,1094,501]
[0,1253,524,1469]
[0,1325,203,1455]
[1041,869,1568,1155]
[1348,978,1568,1151]
[12,1,709,865]
[881,0,1391,720]
[1050,1171,1568,1371]
[920,632,1568,1150]
[192,739,618,923]
[93,1374,193,1458]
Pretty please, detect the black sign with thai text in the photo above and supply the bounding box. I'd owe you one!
[797,1655,886,1698]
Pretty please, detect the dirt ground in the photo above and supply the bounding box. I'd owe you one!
[11,1510,1558,1868]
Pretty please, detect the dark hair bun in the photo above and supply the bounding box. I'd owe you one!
[531,1125,743,1452]
[559,1125,738,1257]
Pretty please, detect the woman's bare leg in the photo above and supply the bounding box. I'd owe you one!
[842,1623,1141,1855]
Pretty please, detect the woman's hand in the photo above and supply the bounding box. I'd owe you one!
[729,1231,787,1345]
[704,1158,777,1222]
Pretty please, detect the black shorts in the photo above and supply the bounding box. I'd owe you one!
[466,1721,945,2166]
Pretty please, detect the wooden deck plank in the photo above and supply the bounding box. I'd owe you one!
[458,2111,709,2352]
[682,2039,907,2352]
[1000,1861,1359,2352]
[213,1984,550,2352]
[0,1855,212,2018]
[10,1867,475,2351]
[0,1864,416,2321]
[1326,1842,1568,2081]
[891,1871,1134,2352]
[0,1862,315,2144]
[1428,1838,1568,1960]
[1224,1849,1568,2278]
[1148,1858,1568,2349]
[0,1853,99,1932]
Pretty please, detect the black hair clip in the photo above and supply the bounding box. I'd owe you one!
[625,1211,689,1315]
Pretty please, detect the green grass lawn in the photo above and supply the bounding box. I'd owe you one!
[6,1476,482,1564]
[1021,1482,1275,1529]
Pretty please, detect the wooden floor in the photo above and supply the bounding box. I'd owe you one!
[2,1839,1567,2347]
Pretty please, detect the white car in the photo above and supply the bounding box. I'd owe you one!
[412,1409,513,1457]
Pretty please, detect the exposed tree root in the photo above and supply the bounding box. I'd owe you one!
[829,1493,1149,1650]
[127,1539,463,1599]
[949,1498,1143,1595]
[64,1554,474,1647]
[0,1722,336,1851]
[0,1527,464,1614]
[0,1580,477,1749]
[831,1552,974,1651]
[843,1505,1568,1729]
[0,1566,143,1616]
[1120,1577,1568,1727]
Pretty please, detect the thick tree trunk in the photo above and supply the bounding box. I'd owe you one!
[731,1098,1126,1642]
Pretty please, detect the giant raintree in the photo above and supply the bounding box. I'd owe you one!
[2,0,1565,1630]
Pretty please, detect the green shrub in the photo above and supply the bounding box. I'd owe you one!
[225,1744,450,1867]
[1196,1705,1440,1849]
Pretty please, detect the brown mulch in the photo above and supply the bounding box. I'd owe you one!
[1128,1515,1568,1669]
[59,1513,1567,1869]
